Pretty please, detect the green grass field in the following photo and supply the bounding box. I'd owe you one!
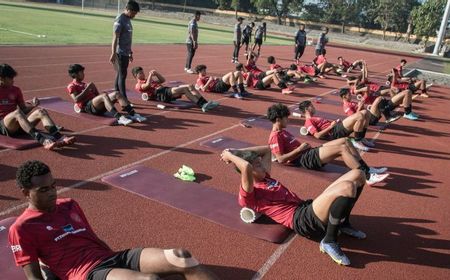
[0,1,291,46]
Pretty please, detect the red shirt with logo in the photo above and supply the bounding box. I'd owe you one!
[343,99,358,116]
[0,85,25,119]
[314,55,326,65]
[305,117,331,136]
[243,72,259,88]
[300,65,316,76]
[268,129,301,162]
[66,80,97,110]
[245,60,263,76]
[196,76,218,92]
[239,175,302,229]
[8,198,115,280]
[135,79,162,99]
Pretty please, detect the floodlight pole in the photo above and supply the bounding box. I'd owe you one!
[81,0,84,12]
[433,0,450,56]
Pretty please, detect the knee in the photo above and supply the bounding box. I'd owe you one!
[164,248,200,271]
[338,181,356,197]
[36,108,48,117]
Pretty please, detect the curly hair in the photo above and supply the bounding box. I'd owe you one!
[0,64,17,79]
[230,150,259,174]
[298,100,312,114]
[267,103,290,123]
[68,64,85,78]
[16,160,50,189]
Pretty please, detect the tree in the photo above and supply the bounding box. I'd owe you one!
[411,0,447,45]
[214,0,231,9]
[319,0,359,33]
[251,0,304,25]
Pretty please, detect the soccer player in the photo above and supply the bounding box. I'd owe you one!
[251,22,266,55]
[110,0,140,99]
[9,160,219,280]
[67,64,146,125]
[312,50,342,77]
[267,103,389,185]
[232,17,244,64]
[294,24,307,63]
[185,11,201,74]
[389,67,429,98]
[221,147,367,266]
[132,66,219,112]
[298,100,373,151]
[241,22,255,57]
[195,64,249,99]
[337,57,364,73]
[0,64,75,150]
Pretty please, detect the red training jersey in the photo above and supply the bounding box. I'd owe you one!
[269,64,282,71]
[8,198,116,280]
[300,65,316,76]
[242,72,259,88]
[239,175,302,229]
[304,116,331,136]
[66,80,97,109]
[343,99,358,116]
[135,79,162,100]
[196,76,218,92]
[341,59,351,69]
[314,55,326,65]
[245,60,263,76]
[0,85,25,119]
[268,129,301,163]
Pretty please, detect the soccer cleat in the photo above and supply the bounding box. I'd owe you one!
[57,135,76,146]
[117,115,133,126]
[233,92,243,99]
[361,138,375,148]
[350,138,369,152]
[186,69,195,74]
[367,172,389,185]
[319,239,351,266]
[240,90,251,97]
[369,166,388,174]
[386,114,401,123]
[403,112,419,120]
[129,113,147,123]
[201,101,220,112]
[339,224,367,239]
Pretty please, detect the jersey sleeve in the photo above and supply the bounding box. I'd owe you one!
[15,88,26,108]
[8,223,39,266]
[268,133,283,155]
[134,81,143,93]
[305,119,318,135]
[344,103,356,116]
[238,185,256,209]
[113,18,122,34]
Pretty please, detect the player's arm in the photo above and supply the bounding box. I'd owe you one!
[18,98,37,115]
[263,27,266,41]
[109,32,119,64]
[200,77,214,91]
[274,143,311,164]
[22,262,45,280]
[151,71,166,84]
[221,149,254,193]
[314,121,336,139]
[235,145,272,174]
[69,83,95,102]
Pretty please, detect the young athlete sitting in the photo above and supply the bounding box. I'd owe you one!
[244,52,294,94]
[267,56,314,83]
[337,57,364,73]
[298,100,373,151]
[389,68,429,98]
[9,160,218,280]
[67,64,145,126]
[312,50,343,77]
[339,88,401,124]
[194,64,249,99]
[267,103,389,185]
[0,64,75,150]
[221,146,367,266]
[395,59,429,96]
[132,66,219,112]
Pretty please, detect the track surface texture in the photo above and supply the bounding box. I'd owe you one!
[1,44,449,279]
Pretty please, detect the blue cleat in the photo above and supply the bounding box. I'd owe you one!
[319,239,351,266]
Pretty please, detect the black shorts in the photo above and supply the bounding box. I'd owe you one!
[0,118,25,136]
[255,79,270,90]
[87,248,143,280]
[155,87,175,103]
[291,147,324,170]
[369,112,381,126]
[84,100,107,116]
[242,37,250,45]
[293,199,326,239]
[255,38,263,45]
[213,80,231,93]
[330,122,350,139]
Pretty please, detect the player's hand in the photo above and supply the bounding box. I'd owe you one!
[32,97,39,107]
[220,149,232,164]
[299,143,310,150]
[193,42,198,49]
[330,120,337,127]
[109,53,116,64]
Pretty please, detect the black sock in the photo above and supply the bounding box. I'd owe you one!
[358,159,370,179]
[277,82,287,89]
[111,109,121,120]
[238,83,245,93]
[196,97,207,107]
[122,104,135,116]
[45,126,62,140]
[354,131,364,141]
[29,128,45,144]
[343,184,364,226]
[232,85,238,92]
[361,128,367,139]
[404,106,412,114]
[323,196,354,243]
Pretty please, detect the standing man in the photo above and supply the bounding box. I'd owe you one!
[232,17,244,64]
[251,22,266,55]
[185,11,201,74]
[242,22,255,58]
[315,27,329,56]
[294,23,307,64]
[110,0,140,99]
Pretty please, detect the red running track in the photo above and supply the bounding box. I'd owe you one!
[0,44,449,279]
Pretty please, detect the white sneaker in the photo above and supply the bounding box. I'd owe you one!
[369,167,388,174]
[118,115,133,126]
[128,113,147,123]
[186,69,195,74]
[233,92,243,99]
[367,173,389,185]
[361,138,375,148]
[184,67,188,71]
[350,139,369,152]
